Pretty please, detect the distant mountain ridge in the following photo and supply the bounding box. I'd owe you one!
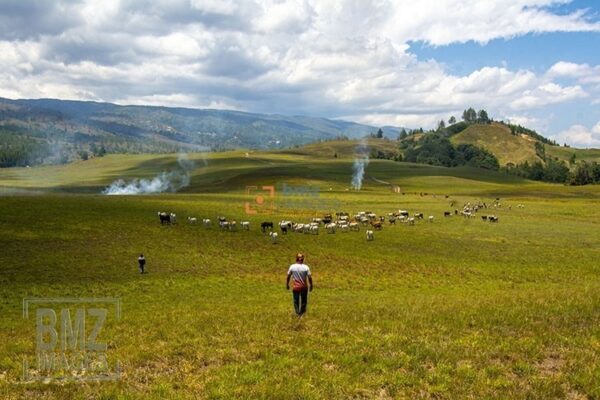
[0,97,400,166]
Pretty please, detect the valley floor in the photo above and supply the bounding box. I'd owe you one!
[1,152,599,399]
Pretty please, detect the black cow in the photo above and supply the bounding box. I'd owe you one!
[158,212,171,225]
[261,221,274,232]
[444,211,451,217]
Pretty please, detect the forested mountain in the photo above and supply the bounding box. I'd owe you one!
[0,97,399,167]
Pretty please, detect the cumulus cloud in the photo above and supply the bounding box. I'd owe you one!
[551,122,600,148]
[510,82,587,109]
[548,61,600,84]
[0,0,599,146]
[383,0,600,46]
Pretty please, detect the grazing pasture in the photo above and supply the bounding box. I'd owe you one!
[0,150,599,399]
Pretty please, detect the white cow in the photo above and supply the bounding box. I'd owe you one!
[202,218,211,227]
[241,221,250,230]
[169,213,177,224]
[325,223,336,234]
[269,231,278,243]
[366,230,374,241]
[279,221,292,234]
[428,216,434,223]
[187,217,197,224]
[349,222,360,231]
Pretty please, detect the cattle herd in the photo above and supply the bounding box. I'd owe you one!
[157,199,515,242]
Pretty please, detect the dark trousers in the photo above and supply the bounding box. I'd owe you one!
[292,289,308,316]
[139,263,145,273]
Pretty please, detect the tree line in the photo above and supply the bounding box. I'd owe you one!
[400,133,499,170]
[504,159,600,185]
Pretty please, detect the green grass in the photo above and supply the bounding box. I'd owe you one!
[451,123,600,167]
[280,138,399,158]
[451,123,539,165]
[546,145,600,164]
[1,149,600,399]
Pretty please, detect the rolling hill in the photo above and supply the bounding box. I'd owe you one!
[0,140,593,197]
[450,122,600,166]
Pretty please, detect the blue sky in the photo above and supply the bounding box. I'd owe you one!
[0,0,599,147]
[410,32,600,76]
[410,29,600,136]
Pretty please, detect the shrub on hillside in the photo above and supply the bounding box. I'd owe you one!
[401,133,499,170]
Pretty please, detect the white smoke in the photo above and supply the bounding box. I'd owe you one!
[103,154,196,195]
[351,139,369,190]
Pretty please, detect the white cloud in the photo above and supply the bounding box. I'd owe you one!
[348,112,453,130]
[551,122,600,148]
[0,0,599,133]
[382,0,600,45]
[510,83,587,109]
[547,61,600,84]
[503,114,548,132]
[189,0,239,15]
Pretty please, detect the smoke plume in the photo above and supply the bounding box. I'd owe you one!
[351,139,369,190]
[103,154,196,195]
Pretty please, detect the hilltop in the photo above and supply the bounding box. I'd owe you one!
[449,122,600,166]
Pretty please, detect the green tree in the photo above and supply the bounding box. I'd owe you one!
[569,153,576,165]
[448,116,456,125]
[570,161,593,185]
[376,128,384,138]
[477,109,490,124]
[462,108,477,123]
[534,142,546,161]
[437,120,446,131]
[543,159,569,183]
[398,128,408,140]
[591,162,600,183]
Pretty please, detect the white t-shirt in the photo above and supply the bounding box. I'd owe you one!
[288,263,311,291]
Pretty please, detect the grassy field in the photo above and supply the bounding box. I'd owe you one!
[1,147,600,399]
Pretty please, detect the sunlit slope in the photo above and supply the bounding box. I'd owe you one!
[545,144,600,164]
[3,147,599,199]
[451,122,600,166]
[451,123,538,165]
[279,138,398,158]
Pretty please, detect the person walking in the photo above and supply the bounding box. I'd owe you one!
[286,253,313,317]
[138,254,146,274]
